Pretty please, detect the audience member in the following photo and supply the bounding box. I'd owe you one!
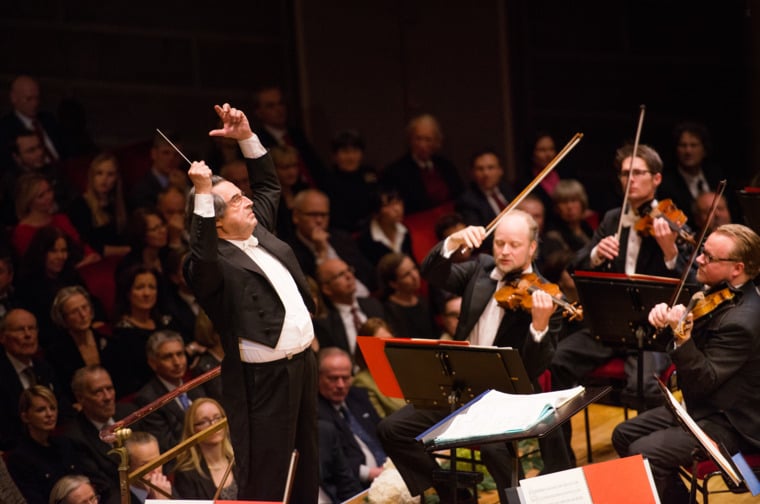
[377,252,435,339]
[156,185,188,250]
[173,398,237,499]
[353,318,406,418]
[124,431,176,502]
[547,179,594,252]
[252,85,326,187]
[63,366,135,504]
[269,144,308,242]
[324,130,379,233]
[11,173,99,263]
[15,225,100,347]
[314,258,384,357]
[218,159,251,198]
[289,189,375,294]
[106,265,171,398]
[0,249,18,320]
[318,348,386,488]
[134,331,206,453]
[116,208,169,278]
[6,385,81,503]
[318,418,364,504]
[382,114,463,214]
[455,149,516,235]
[67,152,130,257]
[129,131,186,211]
[0,308,62,450]
[49,475,98,504]
[659,121,734,224]
[0,75,68,168]
[519,131,559,216]
[692,190,732,234]
[188,310,223,403]
[356,187,413,266]
[438,295,462,341]
[163,247,199,343]
[46,286,111,405]
[0,456,24,504]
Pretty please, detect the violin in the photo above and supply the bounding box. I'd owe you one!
[634,199,696,246]
[494,273,584,321]
[674,287,735,338]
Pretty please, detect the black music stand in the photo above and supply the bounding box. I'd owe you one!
[572,272,698,410]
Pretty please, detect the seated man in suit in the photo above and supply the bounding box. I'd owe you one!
[0,308,62,450]
[129,131,186,211]
[63,365,135,504]
[455,149,515,233]
[134,331,205,453]
[318,348,385,489]
[289,188,375,295]
[382,114,464,215]
[314,258,384,357]
[125,431,176,502]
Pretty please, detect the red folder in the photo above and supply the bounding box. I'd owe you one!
[583,454,658,504]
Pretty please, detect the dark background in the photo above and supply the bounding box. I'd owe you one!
[1,0,756,215]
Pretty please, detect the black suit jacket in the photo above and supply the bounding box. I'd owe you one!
[315,297,385,354]
[0,351,60,450]
[185,153,315,492]
[317,387,383,486]
[657,163,736,224]
[62,404,136,504]
[173,458,224,500]
[0,110,67,169]
[671,281,760,450]
[455,183,516,227]
[421,241,559,381]
[134,376,206,453]
[571,205,693,278]
[289,228,376,291]
[382,153,464,214]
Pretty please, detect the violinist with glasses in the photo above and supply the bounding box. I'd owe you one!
[377,210,574,503]
[613,223,760,504]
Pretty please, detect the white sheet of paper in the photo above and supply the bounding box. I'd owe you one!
[519,467,592,504]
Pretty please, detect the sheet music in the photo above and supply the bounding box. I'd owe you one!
[659,381,741,485]
[519,467,592,504]
[431,386,584,443]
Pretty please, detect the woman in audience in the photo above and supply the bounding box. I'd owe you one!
[270,144,308,241]
[105,265,171,398]
[116,208,169,275]
[47,286,111,404]
[547,178,594,252]
[49,475,98,504]
[173,398,237,499]
[356,187,414,266]
[188,310,223,403]
[377,252,435,340]
[11,173,100,265]
[15,226,103,349]
[67,152,130,258]
[324,130,379,233]
[6,385,81,504]
[354,318,406,418]
[518,131,560,220]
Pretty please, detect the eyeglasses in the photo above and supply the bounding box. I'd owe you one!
[699,246,738,264]
[193,415,224,429]
[228,193,248,208]
[56,493,99,504]
[618,169,652,179]
[323,266,355,284]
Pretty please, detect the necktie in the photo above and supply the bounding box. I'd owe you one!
[31,119,58,162]
[178,392,191,410]
[491,189,508,211]
[21,366,37,387]
[351,306,364,333]
[341,406,386,466]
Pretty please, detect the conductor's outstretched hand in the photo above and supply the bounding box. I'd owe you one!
[209,103,253,141]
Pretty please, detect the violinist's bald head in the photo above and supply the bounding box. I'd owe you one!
[492,211,539,274]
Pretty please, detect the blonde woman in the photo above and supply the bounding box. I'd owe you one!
[67,152,130,257]
[173,398,237,499]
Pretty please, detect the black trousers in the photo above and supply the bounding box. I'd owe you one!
[237,350,318,502]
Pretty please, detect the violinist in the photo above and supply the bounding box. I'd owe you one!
[613,224,760,503]
[552,143,694,409]
[377,211,574,503]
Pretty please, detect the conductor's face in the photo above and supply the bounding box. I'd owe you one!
[213,180,256,240]
[492,213,537,276]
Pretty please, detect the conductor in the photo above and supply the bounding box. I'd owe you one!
[184,103,318,501]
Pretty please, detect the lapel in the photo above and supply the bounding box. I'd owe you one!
[457,263,498,340]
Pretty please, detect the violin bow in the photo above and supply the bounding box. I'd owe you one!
[481,132,584,240]
[615,104,646,241]
[667,179,727,307]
